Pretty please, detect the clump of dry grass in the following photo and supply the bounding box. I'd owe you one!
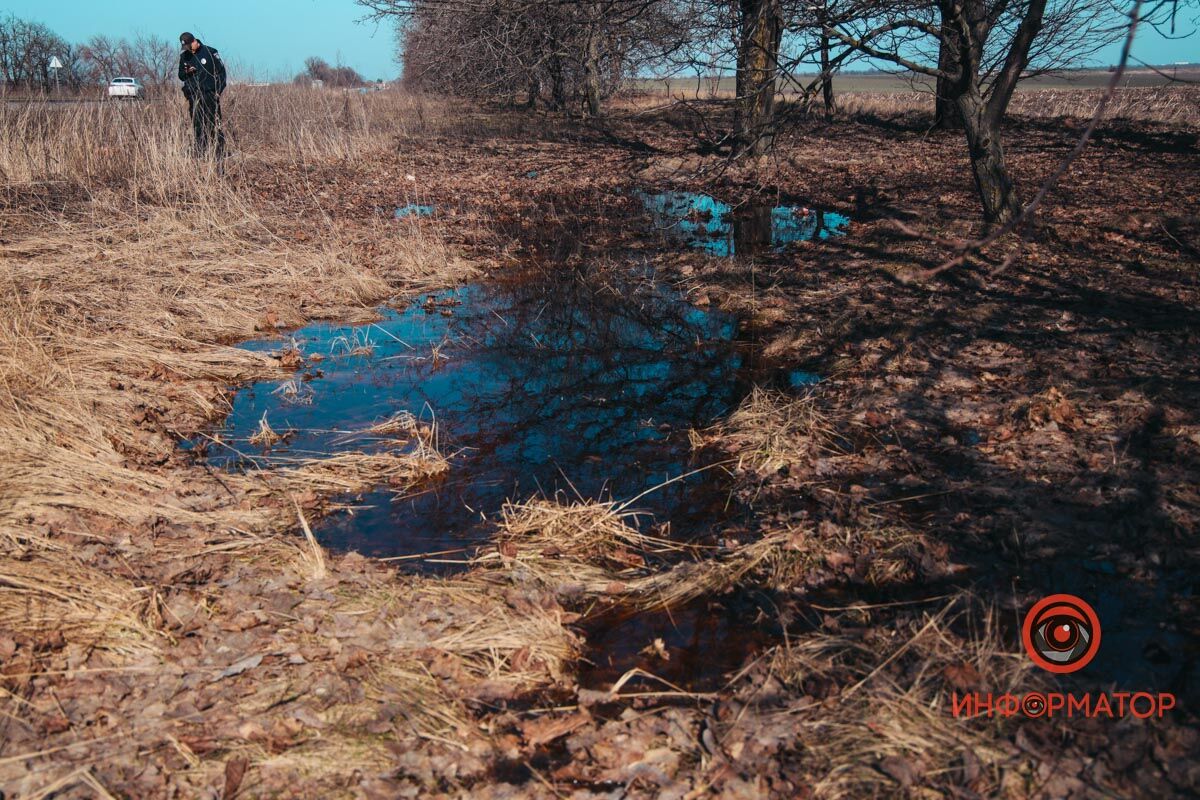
[697,386,836,475]
[249,413,284,447]
[473,498,801,611]
[355,411,422,439]
[497,498,677,568]
[0,556,161,658]
[250,450,448,498]
[757,595,1037,798]
[470,499,663,601]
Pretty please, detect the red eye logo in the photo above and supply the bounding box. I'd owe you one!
[1022,594,1101,673]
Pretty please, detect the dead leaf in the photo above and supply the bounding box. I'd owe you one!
[825,551,853,570]
[278,349,304,371]
[43,715,71,734]
[879,755,919,787]
[639,637,670,661]
[223,757,248,799]
[214,654,263,681]
[222,610,267,632]
[943,661,982,691]
[520,710,591,748]
[956,748,982,787]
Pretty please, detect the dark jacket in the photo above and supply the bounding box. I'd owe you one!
[179,43,227,95]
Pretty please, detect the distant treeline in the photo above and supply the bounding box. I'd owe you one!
[0,14,175,91]
[0,14,374,94]
[292,57,371,88]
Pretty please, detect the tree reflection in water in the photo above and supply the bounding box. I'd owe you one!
[639,190,848,257]
[205,262,793,561]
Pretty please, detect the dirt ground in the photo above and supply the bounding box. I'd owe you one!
[2,90,1199,798]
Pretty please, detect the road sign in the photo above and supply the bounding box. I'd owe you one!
[49,56,63,95]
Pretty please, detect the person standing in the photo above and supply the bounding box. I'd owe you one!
[178,32,227,156]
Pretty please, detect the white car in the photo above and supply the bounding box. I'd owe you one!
[107,77,143,99]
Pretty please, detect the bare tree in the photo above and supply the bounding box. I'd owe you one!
[131,33,177,88]
[780,0,868,121]
[826,0,1122,224]
[77,35,123,84]
[364,0,687,116]
[0,15,71,91]
[76,33,175,88]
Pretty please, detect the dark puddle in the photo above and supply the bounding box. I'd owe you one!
[193,200,836,691]
[638,191,849,257]
[578,589,786,692]
[194,264,795,563]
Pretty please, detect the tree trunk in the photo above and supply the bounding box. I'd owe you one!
[582,7,603,118]
[958,95,1019,226]
[526,75,540,109]
[733,0,782,156]
[820,34,834,121]
[583,33,602,117]
[549,58,566,110]
[933,33,962,130]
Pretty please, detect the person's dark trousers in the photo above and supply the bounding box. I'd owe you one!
[191,90,224,157]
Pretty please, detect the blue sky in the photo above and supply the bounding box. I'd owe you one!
[4,0,1196,82]
[2,0,400,81]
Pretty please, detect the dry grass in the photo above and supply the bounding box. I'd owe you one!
[250,450,447,498]
[759,596,1037,798]
[471,499,674,601]
[833,85,1200,126]
[249,412,284,447]
[695,385,837,475]
[0,557,161,658]
[0,91,469,539]
[624,81,1200,127]
[475,498,806,611]
[0,88,441,189]
[0,88,511,795]
[0,87,551,201]
[352,410,428,440]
